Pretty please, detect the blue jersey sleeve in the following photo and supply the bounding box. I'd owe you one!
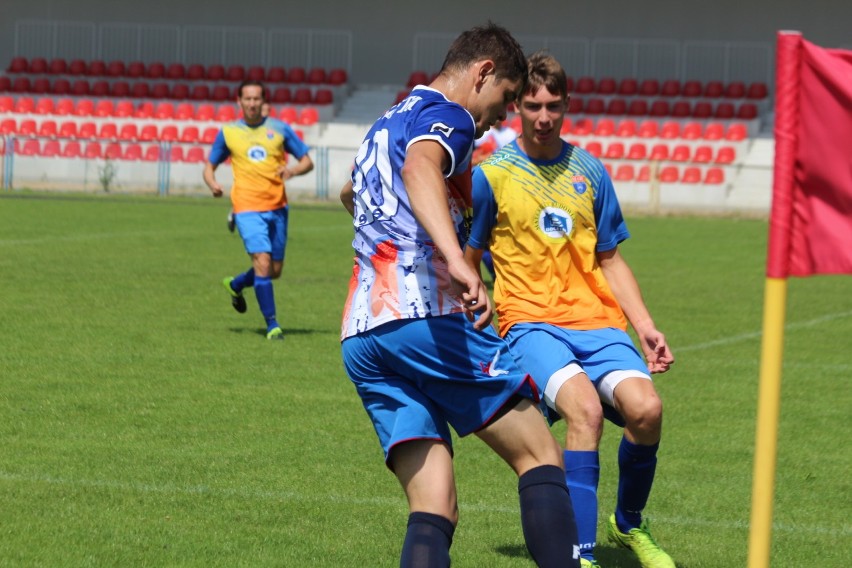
[208,130,229,164]
[408,101,475,177]
[593,166,630,251]
[467,166,498,250]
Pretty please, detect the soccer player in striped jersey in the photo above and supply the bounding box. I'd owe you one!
[204,81,313,339]
[340,24,580,568]
[466,52,676,568]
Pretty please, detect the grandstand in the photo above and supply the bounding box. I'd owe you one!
[2,4,848,211]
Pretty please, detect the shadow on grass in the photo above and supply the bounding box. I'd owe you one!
[226,327,319,337]
[494,543,678,568]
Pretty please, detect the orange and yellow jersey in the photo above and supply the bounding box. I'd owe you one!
[208,117,310,213]
[468,139,630,337]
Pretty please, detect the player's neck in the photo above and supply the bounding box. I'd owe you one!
[518,136,562,161]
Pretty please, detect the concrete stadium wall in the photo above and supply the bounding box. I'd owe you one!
[1,0,850,84]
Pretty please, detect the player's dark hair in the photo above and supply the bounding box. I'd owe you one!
[439,22,527,86]
[525,51,569,99]
[237,80,266,99]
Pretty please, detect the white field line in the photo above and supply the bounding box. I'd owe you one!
[1,470,849,537]
[677,310,852,353]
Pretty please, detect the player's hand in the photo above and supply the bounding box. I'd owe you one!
[209,183,223,198]
[638,329,674,373]
[447,255,493,330]
[276,165,294,179]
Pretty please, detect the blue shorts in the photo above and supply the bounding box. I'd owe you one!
[506,324,651,426]
[342,313,539,465]
[235,207,289,261]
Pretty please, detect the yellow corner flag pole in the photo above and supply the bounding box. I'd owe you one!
[747,276,788,567]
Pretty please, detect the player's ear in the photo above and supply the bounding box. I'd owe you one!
[475,60,496,89]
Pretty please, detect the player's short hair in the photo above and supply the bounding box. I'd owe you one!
[439,22,527,86]
[237,80,266,99]
[526,51,569,100]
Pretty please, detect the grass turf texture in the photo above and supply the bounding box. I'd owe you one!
[0,192,850,567]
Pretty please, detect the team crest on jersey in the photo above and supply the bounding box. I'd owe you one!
[430,122,455,137]
[266,129,275,139]
[247,145,267,161]
[572,174,588,194]
[537,205,575,239]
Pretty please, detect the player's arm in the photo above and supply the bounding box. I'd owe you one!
[204,131,228,197]
[402,140,491,329]
[279,153,314,180]
[598,247,674,373]
[463,246,484,279]
[340,179,355,218]
[203,161,223,198]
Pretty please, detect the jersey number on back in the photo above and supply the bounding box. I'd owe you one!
[352,129,399,227]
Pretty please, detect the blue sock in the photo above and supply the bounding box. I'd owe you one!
[231,268,255,292]
[518,464,580,567]
[253,276,278,330]
[615,437,659,531]
[564,450,600,561]
[400,512,454,568]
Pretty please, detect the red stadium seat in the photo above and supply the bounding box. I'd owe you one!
[560,117,572,135]
[16,138,40,156]
[58,121,78,139]
[29,57,48,74]
[736,103,759,120]
[247,66,265,81]
[35,97,54,114]
[104,142,123,160]
[593,118,615,137]
[169,145,184,162]
[62,140,82,158]
[123,143,143,161]
[166,63,186,80]
[307,67,327,85]
[32,78,51,94]
[714,103,735,120]
[637,120,658,138]
[278,106,298,123]
[12,96,34,114]
[681,121,703,140]
[271,87,292,103]
[637,165,651,182]
[201,127,218,144]
[106,60,125,77]
[746,82,769,100]
[11,77,32,93]
[190,84,211,100]
[91,80,110,97]
[671,101,691,118]
[211,85,232,101]
[110,81,131,98]
[78,121,97,139]
[131,82,150,98]
[151,82,170,99]
[147,62,166,79]
[195,103,215,121]
[134,101,154,119]
[571,117,593,136]
[171,83,190,100]
[180,125,199,143]
[287,67,306,84]
[127,61,146,78]
[175,102,194,120]
[575,76,595,95]
[206,64,225,81]
[585,141,602,158]
[297,107,319,125]
[6,56,28,73]
[660,79,681,97]
[604,141,625,159]
[605,98,627,115]
[38,119,57,138]
[71,80,90,97]
[670,144,691,162]
[55,98,75,116]
[692,145,713,164]
[626,142,647,160]
[615,119,636,137]
[186,64,205,81]
[18,119,36,136]
[681,80,702,97]
[725,81,746,99]
[627,99,648,116]
[114,100,135,118]
[703,122,725,141]
[703,81,724,98]
[704,167,725,184]
[160,125,178,142]
[185,146,206,163]
[98,122,118,140]
[584,98,605,115]
[0,76,11,93]
[87,60,107,77]
[596,77,617,95]
[328,68,348,86]
[314,89,334,105]
[617,78,638,96]
[692,102,713,119]
[155,102,175,119]
[567,97,583,114]
[68,59,87,75]
[659,120,680,139]
[725,123,748,141]
[74,98,95,117]
[226,65,246,82]
[649,143,669,161]
[638,79,660,97]
[119,123,139,141]
[267,67,287,83]
[659,165,679,183]
[51,78,71,95]
[614,164,635,181]
[84,141,103,159]
[139,124,158,142]
[143,144,161,162]
[293,88,312,105]
[715,146,736,165]
[215,104,237,121]
[682,166,702,184]
[42,139,61,157]
[94,100,114,117]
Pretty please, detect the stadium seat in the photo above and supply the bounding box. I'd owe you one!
[571,117,593,136]
[150,82,170,99]
[171,83,190,100]
[715,146,737,165]
[123,143,143,161]
[725,81,746,99]
[104,142,123,160]
[6,56,28,73]
[615,119,636,137]
[131,82,150,98]
[703,81,724,98]
[704,167,725,184]
[38,119,58,138]
[287,67,306,84]
[703,122,725,141]
[62,140,82,158]
[626,142,647,160]
[170,102,192,120]
[246,66,265,82]
[166,63,186,80]
[659,79,681,97]
[195,103,215,121]
[51,78,71,95]
[614,164,635,181]
[94,100,114,117]
[681,80,702,97]
[190,84,211,101]
[297,107,319,126]
[55,98,75,116]
[604,141,625,159]
[215,104,237,121]
[0,118,17,135]
[746,82,769,100]
[584,98,605,115]
[211,85,232,101]
[267,67,287,83]
[658,121,679,139]
[91,81,110,97]
[84,141,103,159]
[627,99,648,116]
[98,122,118,140]
[58,121,78,139]
[314,89,334,105]
[670,144,691,162]
[32,78,51,94]
[169,145,185,162]
[106,60,125,77]
[11,77,31,93]
[659,165,679,183]
[180,125,199,143]
[110,81,131,98]
[567,97,583,114]
[78,121,97,139]
[560,117,573,135]
[736,103,759,120]
[87,60,107,76]
[671,101,691,118]
[127,61,146,78]
[637,120,658,138]
[596,77,617,95]
[278,106,298,123]
[35,97,55,114]
[67,59,86,75]
[206,64,225,81]
[155,102,175,119]
[592,118,615,137]
[16,138,39,156]
[71,80,90,96]
[134,101,154,119]
[201,127,218,144]
[185,146,206,163]
[29,57,48,74]
[575,76,595,95]
[714,103,735,120]
[42,139,61,157]
[114,100,135,118]
[328,68,348,86]
[617,78,638,96]
[271,87,292,103]
[692,102,713,119]
[637,165,651,182]
[0,76,10,93]
[18,119,36,136]
[160,124,179,142]
[147,62,166,79]
[186,64,205,81]
[681,121,703,140]
[682,166,702,184]
[225,65,245,82]
[13,96,34,113]
[139,124,158,142]
[638,79,660,97]
[293,88,312,105]
[725,123,748,141]
[692,145,713,164]
[119,123,139,141]
[143,144,161,162]
[74,98,95,117]
[649,143,669,161]
[606,98,627,115]
[585,141,602,158]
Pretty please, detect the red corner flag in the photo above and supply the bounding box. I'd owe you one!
[768,32,852,277]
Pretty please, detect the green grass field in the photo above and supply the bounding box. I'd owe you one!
[1,192,850,567]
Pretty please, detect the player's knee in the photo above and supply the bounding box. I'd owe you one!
[623,394,663,437]
[558,397,604,439]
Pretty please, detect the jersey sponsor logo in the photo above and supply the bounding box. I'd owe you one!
[572,174,588,194]
[430,122,455,138]
[537,205,575,239]
[247,145,268,161]
[480,349,509,377]
[266,129,275,139]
